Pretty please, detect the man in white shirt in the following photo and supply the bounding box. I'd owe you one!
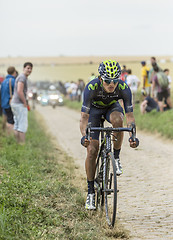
[126,69,140,106]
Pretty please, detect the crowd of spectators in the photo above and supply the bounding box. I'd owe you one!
[118,57,172,114]
[0,58,172,140]
[140,57,172,113]
[0,62,33,144]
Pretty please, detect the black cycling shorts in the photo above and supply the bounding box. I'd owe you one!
[4,107,14,124]
[88,102,124,140]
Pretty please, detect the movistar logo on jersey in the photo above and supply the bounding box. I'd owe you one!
[93,100,117,107]
[118,83,128,90]
[88,83,98,91]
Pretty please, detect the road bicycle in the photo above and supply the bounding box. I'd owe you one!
[86,117,136,227]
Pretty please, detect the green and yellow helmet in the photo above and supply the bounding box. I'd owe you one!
[98,60,121,81]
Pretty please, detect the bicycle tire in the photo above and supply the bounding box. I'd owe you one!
[104,152,117,227]
[95,151,104,210]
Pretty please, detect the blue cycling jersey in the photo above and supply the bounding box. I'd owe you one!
[81,78,133,114]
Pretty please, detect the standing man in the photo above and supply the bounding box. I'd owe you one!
[141,61,151,96]
[80,60,139,210]
[126,69,140,107]
[152,66,172,112]
[148,57,162,84]
[11,62,33,144]
[1,66,17,134]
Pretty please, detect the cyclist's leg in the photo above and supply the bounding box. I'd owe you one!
[106,102,124,175]
[85,140,99,182]
[106,102,124,150]
[110,111,124,149]
[85,107,103,209]
[86,106,103,184]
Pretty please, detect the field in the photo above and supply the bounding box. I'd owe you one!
[0,56,173,87]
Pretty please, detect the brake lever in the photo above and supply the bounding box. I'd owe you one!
[131,123,136,142]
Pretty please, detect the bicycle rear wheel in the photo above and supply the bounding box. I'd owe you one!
[104,152,117,227]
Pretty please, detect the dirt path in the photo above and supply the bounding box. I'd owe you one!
[36,105,173,240]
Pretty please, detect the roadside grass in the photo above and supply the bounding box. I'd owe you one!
[134,104,173,139]
[0,113,129,240]
[63,98,82,111]
[64,96,173,140]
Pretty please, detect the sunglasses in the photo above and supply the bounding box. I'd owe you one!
[102,79,119,85]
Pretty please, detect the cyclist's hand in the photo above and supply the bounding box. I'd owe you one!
[129,137,139,148]
[81,136,92,148]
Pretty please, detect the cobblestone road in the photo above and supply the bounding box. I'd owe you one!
[36,105,173,240]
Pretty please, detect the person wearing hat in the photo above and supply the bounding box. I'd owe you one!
[141,61,151,96]
[1,66,18,135]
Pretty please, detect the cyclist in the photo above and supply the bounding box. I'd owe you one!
[80,60,139,210]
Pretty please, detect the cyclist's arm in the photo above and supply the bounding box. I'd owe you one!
[126,112,138,148]
[126,112,135,128]
[80,82,94,147]
[80,112,89,136]
[80,112,91,147]
[121,84,139,148]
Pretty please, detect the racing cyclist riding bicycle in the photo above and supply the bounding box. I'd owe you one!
[80,60,139,210]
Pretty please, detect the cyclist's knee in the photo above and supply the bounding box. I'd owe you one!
[87,141,99,158]
[110,113,124,127]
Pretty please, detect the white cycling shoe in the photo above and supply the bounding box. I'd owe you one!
[115,158,123,176]
[85,193,96,210]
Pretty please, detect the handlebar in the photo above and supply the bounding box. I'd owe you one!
[86,122,136,142]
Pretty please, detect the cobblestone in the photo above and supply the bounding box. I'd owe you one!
[36,105,173,240]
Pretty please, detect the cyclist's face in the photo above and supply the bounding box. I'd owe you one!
[101,79,118,93]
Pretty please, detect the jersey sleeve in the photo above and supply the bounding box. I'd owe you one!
[121,84,133,113]
[81,83,94,114]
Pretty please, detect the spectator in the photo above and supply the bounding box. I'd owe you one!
[77,79,85,102]
[0,74,5,83]
[11,62,33,144]
[148,57,162,84]
[126,69,140,106]
[140,90,159,114]
[120,65,128,82]
[32,88,37,109]
[164,69,172,94]
[152,66,172,112]
[1,66,17,135]
[0,81,2,116]
[141,61,151,96]
[70,81,78,101]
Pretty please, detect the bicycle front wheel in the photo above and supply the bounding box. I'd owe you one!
[104,152,117,227]
[95,151,104,210]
